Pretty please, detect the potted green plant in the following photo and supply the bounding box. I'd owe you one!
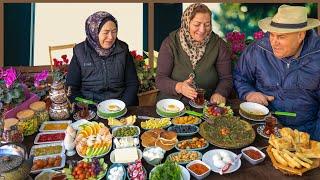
[130,50,159,106]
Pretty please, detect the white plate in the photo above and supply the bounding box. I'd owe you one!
[256,125,281,139]
[73,110,96,121]
[156,99,185,113]
[239,110,266,122]
[97,108,127,119]
[188,100,204,109]
[202,149,241,174]
[156,108,185,118]
[149,164,190,180]
[97,99,126,114]
[39,120,72,132]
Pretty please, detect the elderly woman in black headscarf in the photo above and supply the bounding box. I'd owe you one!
[66,11,139,106]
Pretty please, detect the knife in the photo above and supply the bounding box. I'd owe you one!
[219,154,242,175]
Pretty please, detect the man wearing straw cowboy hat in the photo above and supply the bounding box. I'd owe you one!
[234,5,320,140]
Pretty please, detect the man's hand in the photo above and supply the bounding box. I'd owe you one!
[246,92,274,106]
[210,93,226,105]
[175,76,197,100]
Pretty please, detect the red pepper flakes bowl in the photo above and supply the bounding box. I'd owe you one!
[186,160,211,180]
[241,146,266,165]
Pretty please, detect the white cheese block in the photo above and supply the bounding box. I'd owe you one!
[114,147,138,163]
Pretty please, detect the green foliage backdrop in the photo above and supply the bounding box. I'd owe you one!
[214,3,317,38]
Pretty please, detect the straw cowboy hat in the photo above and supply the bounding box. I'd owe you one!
[258,5,320,33]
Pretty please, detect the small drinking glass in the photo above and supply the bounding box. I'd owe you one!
[264,116,277,135]
[77,102,89,119]
[194,88,205,106]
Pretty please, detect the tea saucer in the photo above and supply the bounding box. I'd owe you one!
[256,125,281,139]
[189,100,204,109]
[73,110,96,121]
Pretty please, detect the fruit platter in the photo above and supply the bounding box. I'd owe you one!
[199,116,255,149]
[63,158,108,180]
[203,103,233,121]
[75,122,112,158]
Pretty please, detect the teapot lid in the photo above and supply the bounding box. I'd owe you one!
[0,155,23,173]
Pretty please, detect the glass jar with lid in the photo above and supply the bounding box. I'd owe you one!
[29,101,49,126]
[16,109,38,136]
[2,118,23,143]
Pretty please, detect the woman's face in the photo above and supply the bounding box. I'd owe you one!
[189,12,211,42]
[98,21,117,49]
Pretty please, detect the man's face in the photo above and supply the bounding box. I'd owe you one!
[269,31,306,59]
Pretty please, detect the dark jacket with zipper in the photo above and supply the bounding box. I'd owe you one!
[234,30,320,140]
[66,39,139,106]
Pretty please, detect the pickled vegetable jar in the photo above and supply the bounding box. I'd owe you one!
[16,109,38,136]
[2,118,23,143]
[30,101,49,126]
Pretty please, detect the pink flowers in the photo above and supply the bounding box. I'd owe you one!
[226,32,246,54]
[226,31,265,63]
[34,70,49,88]
[253,31,264,40]
[1,67,17,88]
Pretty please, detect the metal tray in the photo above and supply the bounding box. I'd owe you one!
[31,154,66,174]
[30,142,65,157]
[39,120,72,132]
[34,132,66,144]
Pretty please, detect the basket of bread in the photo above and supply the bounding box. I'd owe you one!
[267,127,320,176]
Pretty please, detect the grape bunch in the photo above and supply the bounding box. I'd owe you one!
[91,158,102,175]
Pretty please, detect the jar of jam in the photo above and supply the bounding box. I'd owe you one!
[16,109,38,136]
[2,118,23,143]
[29,101,49,127]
